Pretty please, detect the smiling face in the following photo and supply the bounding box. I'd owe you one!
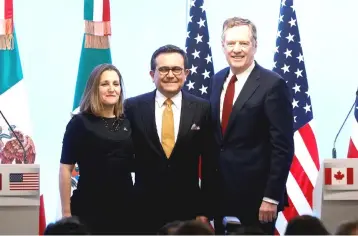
[150,52,189,98]
[222,25,257,74]
[98,70,121,107]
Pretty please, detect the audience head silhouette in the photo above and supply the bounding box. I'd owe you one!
[43,216,89,235]
[284,215,330,235]
[173,220,214,235]
[157,220,184,235]
[335,220,358,235]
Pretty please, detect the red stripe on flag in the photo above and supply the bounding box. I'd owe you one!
[289,155,314,207]
[4,0,13,19]
[102,0,110,21]
[324,168,332,185]
[347,139,358,158]
[347,168,354,185]
[282,197,299,235]
[282,196,300,226]
[298,124,320,169]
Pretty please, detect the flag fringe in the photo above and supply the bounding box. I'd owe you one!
[85,35,110,49]
[0,34,14,50]
[0,19,13,35]
[85,20,111,36]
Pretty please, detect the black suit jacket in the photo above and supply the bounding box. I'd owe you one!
[210,62,294,216]
[125,90,217,227]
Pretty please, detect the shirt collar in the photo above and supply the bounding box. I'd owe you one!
[229,60,256,79]
[155,90,182,108]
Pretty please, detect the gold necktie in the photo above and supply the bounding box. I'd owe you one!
[161,99,174,158]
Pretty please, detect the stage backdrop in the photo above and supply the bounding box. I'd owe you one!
[9,0,358,225]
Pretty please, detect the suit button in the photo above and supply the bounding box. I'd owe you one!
[221,148,224,152]
[167,164,170,168]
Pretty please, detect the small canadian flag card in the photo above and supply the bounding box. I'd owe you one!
[325,167,354,185]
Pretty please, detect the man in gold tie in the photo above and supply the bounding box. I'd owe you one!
[125,44,217,234]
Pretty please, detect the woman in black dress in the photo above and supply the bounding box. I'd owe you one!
[59,63,134,234]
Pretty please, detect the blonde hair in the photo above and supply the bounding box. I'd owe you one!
[79,63,124,118]
[221,17,257,45]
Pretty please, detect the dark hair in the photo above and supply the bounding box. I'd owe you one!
[79,63,125,118]
[43,216,89,235]
[157,220,184,235]
[150,44,188,71]
[335,220,358,235]
[174,220,214,235]
[285,215,330,235]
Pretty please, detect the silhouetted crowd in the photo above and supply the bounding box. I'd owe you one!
[44,215,358,235]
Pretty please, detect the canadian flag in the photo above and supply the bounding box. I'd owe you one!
[325,167,354,185]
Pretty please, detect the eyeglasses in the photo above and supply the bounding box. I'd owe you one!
[156,66,184,76]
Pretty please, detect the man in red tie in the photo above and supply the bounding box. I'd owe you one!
[210,17,294,235]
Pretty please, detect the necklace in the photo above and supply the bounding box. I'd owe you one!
[101,117,120,132]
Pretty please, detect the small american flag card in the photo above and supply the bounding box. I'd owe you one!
[9,173,39,191]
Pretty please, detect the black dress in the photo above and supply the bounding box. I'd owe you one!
[60,112,134,234]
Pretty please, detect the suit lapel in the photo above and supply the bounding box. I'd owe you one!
[141,90,165,157]
[213,68,230,141]
[172,91,195,154]
[176,91,195,140]
[223,64,261,141]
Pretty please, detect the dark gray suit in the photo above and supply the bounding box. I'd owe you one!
[125,90,217,234]
[210,62,294,234]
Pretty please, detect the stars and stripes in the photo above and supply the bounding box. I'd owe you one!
[9,173,39,191]
[183,0,214,100]
[272,0,320,234]
[347,97,358,158]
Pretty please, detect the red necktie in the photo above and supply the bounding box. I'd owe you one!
[221,75,237,134]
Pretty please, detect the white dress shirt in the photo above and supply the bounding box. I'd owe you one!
[220,61,279,205]
[219,61,255,122]
[155,90,182,143]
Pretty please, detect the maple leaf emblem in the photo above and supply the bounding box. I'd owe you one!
[334,171,345,181]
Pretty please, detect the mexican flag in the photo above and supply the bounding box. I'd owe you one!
[0,0,46,234]
[72,0,112,111]
[70,0,112,192]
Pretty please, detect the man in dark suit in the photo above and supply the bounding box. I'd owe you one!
[125,44,217,234]
[210,17,294,234]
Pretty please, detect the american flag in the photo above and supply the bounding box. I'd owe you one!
[183,0,214,100]
[9,173,39,191]
[183,2,213,226]
[347,97,358,158]
[272,0,320,234]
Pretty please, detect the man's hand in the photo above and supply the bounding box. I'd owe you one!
[259,201,277,223]
[196,216,209,224]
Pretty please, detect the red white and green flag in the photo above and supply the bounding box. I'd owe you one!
[0,0,46,234]
[71,0,112,190]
